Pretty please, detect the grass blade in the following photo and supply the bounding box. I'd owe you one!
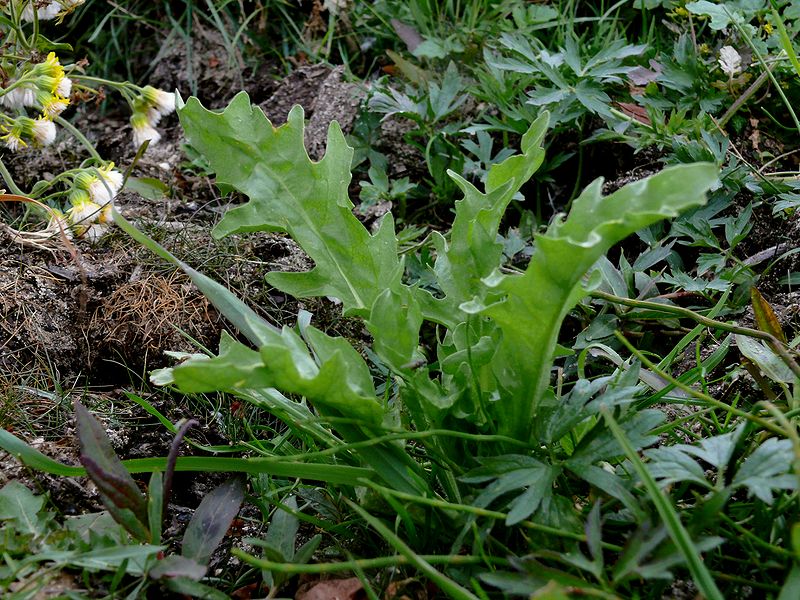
[0,428,374,485]
[344,498,480,600]
[601,408,723,600]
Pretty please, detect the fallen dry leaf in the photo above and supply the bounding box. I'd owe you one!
[615,102,651,125]
[296,577,365,600]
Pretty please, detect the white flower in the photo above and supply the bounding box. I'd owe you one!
[146,106,163,126]
[131,112,161,148]
[40,95,69,118]
[142,86,176,117]
[68,198,102,226]
[1,84,37,109]
[21,2,61,22]
[88,166,124,206]
[3,131,26,152]
[31,118,56,145]
[56,76,72,98]
[323,0,350,15]
[718,46,742,77]
[98,204,113,224]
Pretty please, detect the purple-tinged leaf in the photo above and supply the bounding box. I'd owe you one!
[627,60,662,86]
[390,19,423,52]
[162,418,199,516]
[75,401,149,540]
[182,478,245,565]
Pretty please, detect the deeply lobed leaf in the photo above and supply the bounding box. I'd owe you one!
[178,93,404,316]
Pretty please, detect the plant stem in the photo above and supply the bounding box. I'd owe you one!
[0,158,25,196]
[718,66,773,128]
[232,550,508,573]
[716,511,793,559]
[613,331,785,436]
[54,116,103,162]
[363,480,625,551]
[592,290,800,381]
[728,10,800,132]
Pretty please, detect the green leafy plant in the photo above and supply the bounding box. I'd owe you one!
[485,33,646,127]
[368,62,468,202]
[0,401,246,597]
[84,92,725,592]
[78,400,244,596]
[0,480,165,598]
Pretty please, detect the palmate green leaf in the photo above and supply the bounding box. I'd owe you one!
[178,92,404,316]
[732,437,798,504]
[567,409,663,466]
[641,447,711,489]
[603,409,724,600]
[642,424,745,490]
[481,163,717,440]
[461,455,560,525]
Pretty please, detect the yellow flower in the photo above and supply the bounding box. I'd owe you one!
[2,129,26,152]
[33,53,65,80]
[40,94,69,119]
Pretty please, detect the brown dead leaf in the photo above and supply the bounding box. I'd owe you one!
[751,287,787,344]
[748,117,761,152]
[384,577,429,600]
[615,102,651,125]
[296,577,365,600]
[231,582,261,599]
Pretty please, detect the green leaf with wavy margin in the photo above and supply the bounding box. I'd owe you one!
[114,212,423,494]
[422,113,548,327]
[482,163,717,440]
[178,92,403,317]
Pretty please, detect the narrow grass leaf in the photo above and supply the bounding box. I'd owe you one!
[148,471,163,545]
[344,498,480,600]
[601,408,723,600]
[0,429,375,485]
[0,429,85,475]
[772,7,800,77]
